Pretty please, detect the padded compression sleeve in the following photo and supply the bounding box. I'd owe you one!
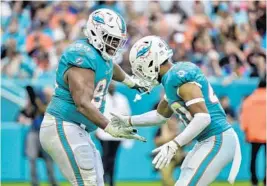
[174,113,211,146]
[130,110,169,126]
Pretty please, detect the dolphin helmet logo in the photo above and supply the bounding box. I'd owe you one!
[93,15,105,24]
[136,42,152,58]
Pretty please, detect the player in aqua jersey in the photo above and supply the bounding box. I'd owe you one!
[39,9,146,186]
[111,36,242,186]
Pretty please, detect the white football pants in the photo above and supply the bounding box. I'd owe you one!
[40,114,104,186]
[175,128,241,186]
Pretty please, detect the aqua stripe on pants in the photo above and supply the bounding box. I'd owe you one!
[188,134,223,186]
[56,119,84,186]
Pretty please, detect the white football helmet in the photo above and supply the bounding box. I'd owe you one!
[129,35,173,88]
[84,8,127,60]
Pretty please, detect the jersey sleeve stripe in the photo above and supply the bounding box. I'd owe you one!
[188,81,202,88]
[188,134,223,186]
[185,98,205,107]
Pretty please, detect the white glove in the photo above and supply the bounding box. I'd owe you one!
[123,75,151,93]
[104,117,146,142]
[110,112,131,127]
[152,140,179,169]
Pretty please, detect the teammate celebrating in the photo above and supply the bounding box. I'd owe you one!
[39,9,146,186]
[111,36,241,186]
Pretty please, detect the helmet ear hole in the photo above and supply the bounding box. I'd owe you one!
[148,60,153,67]
[91,30,96,36]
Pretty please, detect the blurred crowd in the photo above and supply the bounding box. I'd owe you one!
[1,1,266,79]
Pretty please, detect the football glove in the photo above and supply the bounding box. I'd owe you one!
[123,75,151,93]
[152,140,179,169]
[104,116,146,142]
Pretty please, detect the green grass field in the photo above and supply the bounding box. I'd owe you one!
[1,181,256,186]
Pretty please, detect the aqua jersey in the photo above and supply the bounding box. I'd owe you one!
[162,62,231,141]
[46,38,113,132]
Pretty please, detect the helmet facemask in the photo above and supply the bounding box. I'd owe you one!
[132,57,161,90]
[100,30,127,59]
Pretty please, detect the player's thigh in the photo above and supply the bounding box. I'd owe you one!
[40,122,80,185]
[84,131,104,186]
[40,119,100,186]
[196,130,236,186]
[175,131,236,186]
[175,134,224,186]
[59,122,104,186]
[174,143,209,186]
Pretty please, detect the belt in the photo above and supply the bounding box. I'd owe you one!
[44,113,87,131]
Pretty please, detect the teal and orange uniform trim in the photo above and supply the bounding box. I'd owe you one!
[56,119,84,186]
[188,134,223,186]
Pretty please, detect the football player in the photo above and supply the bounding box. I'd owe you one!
[40,9,146,186]
[111,36,241,186]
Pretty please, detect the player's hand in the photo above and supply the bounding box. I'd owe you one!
[110,112,131,127]
[124,75,150,93]
[152,140,178,169]
[104,118,146,142]
[131,82,150,93]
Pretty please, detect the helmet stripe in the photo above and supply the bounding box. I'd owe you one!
[118,14,126,34]
[93,15,105,24]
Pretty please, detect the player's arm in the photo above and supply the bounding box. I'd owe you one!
[173,83,211,147]
[112,63,127,82]
[112,63,149,92]
[111,98,173,127]
[66,67,109,129]
[66,66,146,142]
[129,98,173,126]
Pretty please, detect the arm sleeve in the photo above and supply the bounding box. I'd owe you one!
[174,113,211,146]
[130,110,169,126]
